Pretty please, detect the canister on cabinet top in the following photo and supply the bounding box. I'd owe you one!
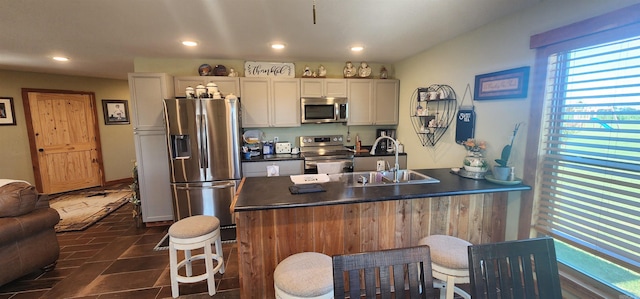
[185,86,195,99]
[263,142,273,155]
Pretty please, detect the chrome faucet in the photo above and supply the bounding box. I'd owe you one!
[370,136,400,183]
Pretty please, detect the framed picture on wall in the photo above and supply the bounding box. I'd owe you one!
[474,66,530,100]
[0,97,16,126]
[102,99,130,125]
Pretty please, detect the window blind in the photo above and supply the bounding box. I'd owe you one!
[535,35,640,272]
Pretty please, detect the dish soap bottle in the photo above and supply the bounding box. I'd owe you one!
[397,140,404,153]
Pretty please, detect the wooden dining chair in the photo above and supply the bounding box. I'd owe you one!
[467,237,562,299]
[332,245,436,299]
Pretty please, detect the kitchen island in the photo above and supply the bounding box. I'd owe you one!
[232,168,530,298]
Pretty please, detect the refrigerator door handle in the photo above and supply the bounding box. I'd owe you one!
[174,182,236,190]
[201,113,209,169]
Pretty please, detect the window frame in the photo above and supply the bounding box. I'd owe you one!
[522,3,640,297]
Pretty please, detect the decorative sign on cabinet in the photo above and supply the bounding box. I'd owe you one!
[244,61,295,78]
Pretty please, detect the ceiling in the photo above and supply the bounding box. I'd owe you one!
[0,0,540,80]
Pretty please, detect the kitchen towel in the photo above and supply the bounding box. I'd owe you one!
[317,162,343,174]
[267,165,279,177]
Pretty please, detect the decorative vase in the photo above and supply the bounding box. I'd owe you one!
[463,152,488,172]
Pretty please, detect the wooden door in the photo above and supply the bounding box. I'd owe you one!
[22,89,104,194]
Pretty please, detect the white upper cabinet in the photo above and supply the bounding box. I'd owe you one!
[271,78,301,127]
[301,78,347,98]
[240,78,300,128]
[128,73,174,130]
[347,79,399,126]
[373,79,400,125]
[174,76,240,98]
[347,79,374,125]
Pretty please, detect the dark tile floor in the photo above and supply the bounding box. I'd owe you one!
[0,203,240,298]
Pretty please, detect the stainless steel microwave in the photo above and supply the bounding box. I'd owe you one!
[300,97,348,124]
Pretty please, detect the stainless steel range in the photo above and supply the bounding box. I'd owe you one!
[299,135,354,174]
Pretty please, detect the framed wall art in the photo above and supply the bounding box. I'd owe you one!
[0,97,16,126]
[102,99,130,125]
[474,66,530,100]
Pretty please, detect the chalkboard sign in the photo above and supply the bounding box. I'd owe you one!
[456,106,475,143]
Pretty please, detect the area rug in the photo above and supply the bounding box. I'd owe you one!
[153,225,237,251]
[50,188,132,232]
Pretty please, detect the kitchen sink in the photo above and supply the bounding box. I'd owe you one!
[330,169,439,187]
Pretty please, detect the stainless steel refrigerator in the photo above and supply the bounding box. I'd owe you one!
[163,97,241,227]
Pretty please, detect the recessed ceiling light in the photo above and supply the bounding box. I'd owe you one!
[182,41,198,47]
[53,56,69,62]
[271,43,285,50]
[351,46,364,52]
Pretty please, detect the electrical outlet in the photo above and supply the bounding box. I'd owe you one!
[376,160,385,171]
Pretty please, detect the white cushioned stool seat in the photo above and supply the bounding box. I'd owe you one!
[274,252,333,299]
[419,235,471,299]
[169,215,225,298]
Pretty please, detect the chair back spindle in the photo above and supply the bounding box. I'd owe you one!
[467,237,562,299]
[332,246,436,299]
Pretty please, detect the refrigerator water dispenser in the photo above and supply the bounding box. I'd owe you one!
[171,135,191,159]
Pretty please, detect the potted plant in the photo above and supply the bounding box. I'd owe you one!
[493,123,521,180]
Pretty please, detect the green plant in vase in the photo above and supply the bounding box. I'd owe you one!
[493,123,521,180]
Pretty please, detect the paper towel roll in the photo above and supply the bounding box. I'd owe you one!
[316,162,343,174]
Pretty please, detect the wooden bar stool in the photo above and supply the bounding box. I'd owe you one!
[419,235,472,299]
[168,215,225,298]
[274,252,334,299]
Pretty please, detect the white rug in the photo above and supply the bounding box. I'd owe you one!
[50,188,132,232]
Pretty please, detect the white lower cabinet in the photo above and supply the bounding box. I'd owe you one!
[133,130,174,222]
[353,155,407,172]
[242,160,304,177]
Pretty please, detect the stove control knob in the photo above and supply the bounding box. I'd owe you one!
[338,137,343,141]
[333,137,338,141]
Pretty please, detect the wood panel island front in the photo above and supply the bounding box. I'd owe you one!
[232,168,530,298]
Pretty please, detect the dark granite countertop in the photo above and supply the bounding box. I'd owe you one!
[234,168,531,212]
[241,147,405,162]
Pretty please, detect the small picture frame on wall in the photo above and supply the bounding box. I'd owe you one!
[474,66,530,100]
[102,99,130,125]
[0,97,16,126]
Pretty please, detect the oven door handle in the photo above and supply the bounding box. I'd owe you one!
[305,160,352,166]
[305,160,354,172]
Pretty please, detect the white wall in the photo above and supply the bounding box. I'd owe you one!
[395,0,640,240]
